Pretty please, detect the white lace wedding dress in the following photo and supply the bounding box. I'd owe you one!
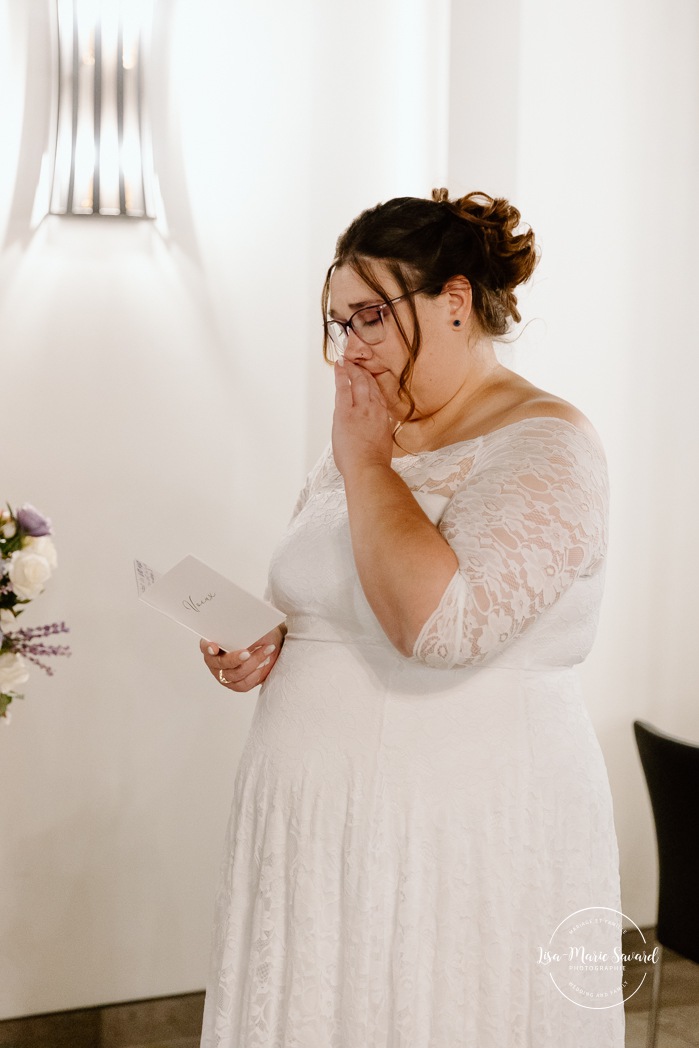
[199,417,625,1048]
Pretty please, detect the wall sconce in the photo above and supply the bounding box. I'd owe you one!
[49,0,156,217]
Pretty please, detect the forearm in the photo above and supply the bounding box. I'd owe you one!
[343,463,459,655]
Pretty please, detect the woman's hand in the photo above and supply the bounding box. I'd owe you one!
[332,359,394,478]
[200,624,285,693]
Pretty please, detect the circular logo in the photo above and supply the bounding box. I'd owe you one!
[536,907,659,1009]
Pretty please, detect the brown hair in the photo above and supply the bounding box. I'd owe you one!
[321,188,538,425]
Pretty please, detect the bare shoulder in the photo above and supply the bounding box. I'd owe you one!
[498,375,603,448]
[516,397,599,440]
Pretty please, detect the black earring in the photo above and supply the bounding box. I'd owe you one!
[453,320,461,328]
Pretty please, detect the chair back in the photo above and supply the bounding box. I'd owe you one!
[633,719,699,963]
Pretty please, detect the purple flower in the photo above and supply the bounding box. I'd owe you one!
[16,504,52,537]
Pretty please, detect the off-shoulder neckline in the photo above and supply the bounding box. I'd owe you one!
[390,415,604,461]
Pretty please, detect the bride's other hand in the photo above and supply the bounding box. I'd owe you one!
[332,359,394,478]
[200,624,285,692]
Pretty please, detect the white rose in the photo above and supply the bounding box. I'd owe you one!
[0,652,30,693]
[1,520,17,539]
[8,549,53,600]
[23,535,58,569]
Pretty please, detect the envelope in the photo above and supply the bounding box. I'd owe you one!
[134,555,285,652]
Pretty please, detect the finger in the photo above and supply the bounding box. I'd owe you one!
[366,385,387,413]
[343,359,368,381]
[334,360,354,408]
[246,627,281,650]
[201,639,225,671]
[345,359,382,397]
[212,651,251,680]
[202,645,250,679]
[218,641,277,683]
[239,650,277,687]
[223,650,278,691]
[366,374,387,406]
[334,389,353,414]
[201,638,229,660]
[342,361,373,404]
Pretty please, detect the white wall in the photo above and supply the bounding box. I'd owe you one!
[447,0,699,931]
[1,0,697,1021]
[514,0,699,930]
[0,0,450,1019]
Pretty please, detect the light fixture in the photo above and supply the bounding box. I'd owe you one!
[49,0,156,218]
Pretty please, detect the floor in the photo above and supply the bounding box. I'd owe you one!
[622,934,699,1048]
[0,993,204,1048]
[0,932,696,1047]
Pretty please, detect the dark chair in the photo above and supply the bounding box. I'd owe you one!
[633,719,699,1048]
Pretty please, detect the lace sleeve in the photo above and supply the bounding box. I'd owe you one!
[412,422,609,669]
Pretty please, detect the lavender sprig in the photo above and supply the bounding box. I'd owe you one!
[1,621,71,678]
[5,623,71,672]
[22,654,57,676]
[16,642,71,659]
[12,622,70,641]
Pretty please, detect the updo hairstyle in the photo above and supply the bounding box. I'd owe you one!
[321,188,538,424]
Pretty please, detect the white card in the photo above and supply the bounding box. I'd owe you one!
[134,555,284,652]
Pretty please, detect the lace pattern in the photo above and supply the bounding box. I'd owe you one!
[200,417,622,1048]
[410,420,609,667]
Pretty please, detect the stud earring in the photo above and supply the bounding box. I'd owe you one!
[453,320,461,328]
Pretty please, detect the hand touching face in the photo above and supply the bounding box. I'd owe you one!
[328,264,413,409]
[327,263,474,428]
[332,358,394,478]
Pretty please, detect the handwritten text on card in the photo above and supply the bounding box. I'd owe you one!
[182,592,216,613]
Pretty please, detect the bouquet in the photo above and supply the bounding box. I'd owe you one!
[0,503,71,722]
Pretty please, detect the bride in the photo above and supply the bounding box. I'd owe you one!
[198,189,624,1048]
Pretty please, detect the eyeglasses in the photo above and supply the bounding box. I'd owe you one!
[324,286,432,360]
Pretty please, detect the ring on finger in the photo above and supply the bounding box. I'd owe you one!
[218,668,231,685]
